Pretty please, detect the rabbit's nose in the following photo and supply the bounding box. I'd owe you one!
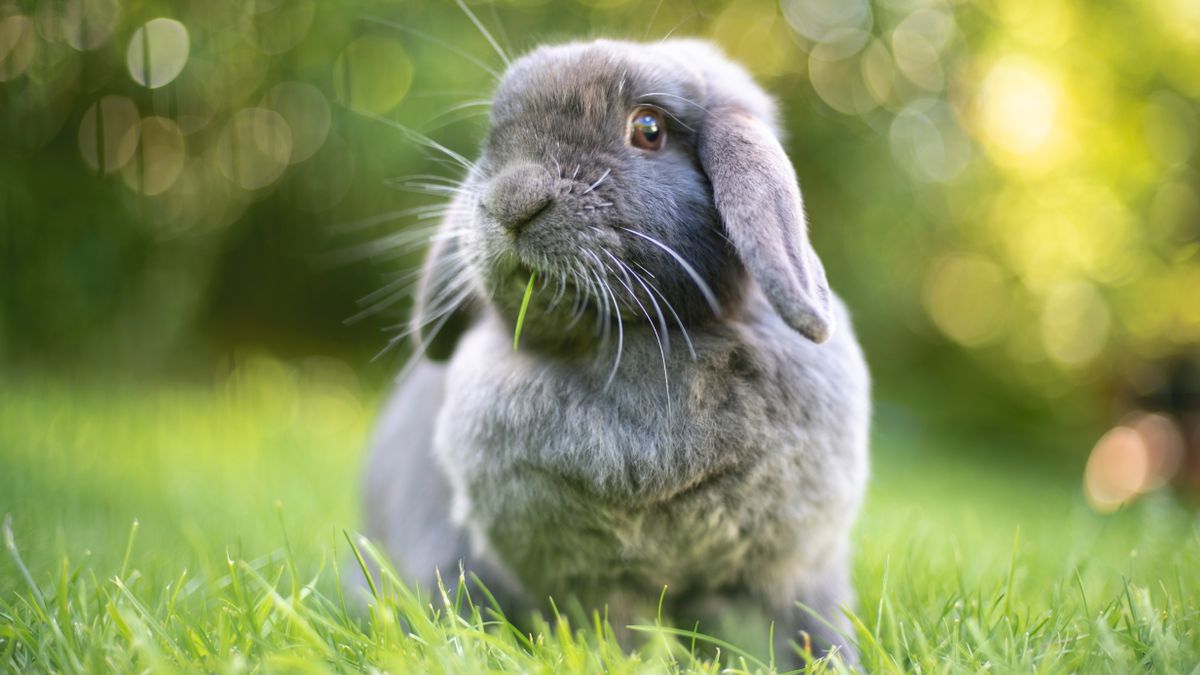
[483,163,555,234]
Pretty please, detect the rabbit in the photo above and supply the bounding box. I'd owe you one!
[361,38,871,666]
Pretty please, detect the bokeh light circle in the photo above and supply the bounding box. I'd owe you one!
[891,12,947,92]
[1129,413,1186,491]
[1084,427,1148,513]
[809,39,877,115]
[78,96,141,173]
[1149,178,1200,241]
[1142,91,1198,167]
[1082,410,1185,514]
[710,3,797,77]
[154,65,217,135]
[264,82,330,163]
[897,8,957,53]
[924,253,1010,346]
[217,107,294,191]
[126,18,190,89]
[189,37,268,108]
[1040,281,1111,367]
[0,15,36,82]
[121,117,187,196]
[781,0,873,45]
[62,0,121,51]
[244,0,316,55]
[978,56,1059,157]
[333,36,414,114]
[860,39,896,106]
[889,100,971,182]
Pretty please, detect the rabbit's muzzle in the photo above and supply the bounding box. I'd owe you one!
[481,162,557,236]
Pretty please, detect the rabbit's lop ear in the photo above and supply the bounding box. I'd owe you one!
[410,196,477,361]
[699,108,834,343]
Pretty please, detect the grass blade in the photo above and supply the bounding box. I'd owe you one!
[513,269,537,351]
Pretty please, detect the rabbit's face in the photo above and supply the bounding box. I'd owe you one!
[414,39,835,360]
[460,41,740,342]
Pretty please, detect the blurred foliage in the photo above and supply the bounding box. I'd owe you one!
[2,0,1199,443]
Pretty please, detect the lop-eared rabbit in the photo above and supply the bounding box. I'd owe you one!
[362,38,870,666]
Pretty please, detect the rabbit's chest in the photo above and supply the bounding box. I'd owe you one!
[435,331,860,593]
[439,338,790,510]
[503,464,785,591]
[450,413,793,592]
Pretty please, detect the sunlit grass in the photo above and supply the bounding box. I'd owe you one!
[1,364,1198,672]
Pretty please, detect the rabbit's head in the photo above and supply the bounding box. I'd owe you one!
[413,39,833,359]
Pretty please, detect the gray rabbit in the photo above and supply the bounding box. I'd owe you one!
[362,38,870,665]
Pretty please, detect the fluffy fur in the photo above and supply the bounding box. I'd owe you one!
[362,38,870,665]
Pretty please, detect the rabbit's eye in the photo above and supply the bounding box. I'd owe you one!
[629,109,665,151]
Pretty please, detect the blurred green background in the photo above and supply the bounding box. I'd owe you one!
[2,0,1200,514]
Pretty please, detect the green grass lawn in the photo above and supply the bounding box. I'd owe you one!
[2,360,1198,673]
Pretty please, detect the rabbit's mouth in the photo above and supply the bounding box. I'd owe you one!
[496,261,643,325]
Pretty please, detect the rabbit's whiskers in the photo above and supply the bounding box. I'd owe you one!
[593,266,624,389]
[564,261,593,331]
[394,270,474,338]
[608,252,670,355]
[601,251,672,414]
[389,181,477,198]
[631,263,697,360]
[618,227,720,316]
[582,169,611,194]
[587,265,612,349]
[360,16,501,81]
[379,282,471,378]
[454,0,511,67]
[373,251,474,373]
[419,100,493,134]
[327,203,458,236]
[320,220,471,267]
[632,102,695,133]
[548,270,569,309]
[637,91,711,115]
[352,110,478,174]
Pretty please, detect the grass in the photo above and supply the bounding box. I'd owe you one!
[514,269,538,351]
[1,358,1198,673]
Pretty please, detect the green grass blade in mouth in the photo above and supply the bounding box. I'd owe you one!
[513,269,537,351]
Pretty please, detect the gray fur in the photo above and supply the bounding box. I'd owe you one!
[363,38,870,666]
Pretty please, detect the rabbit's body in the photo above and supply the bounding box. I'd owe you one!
[440,294,867,601]
[361,38,870,664]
